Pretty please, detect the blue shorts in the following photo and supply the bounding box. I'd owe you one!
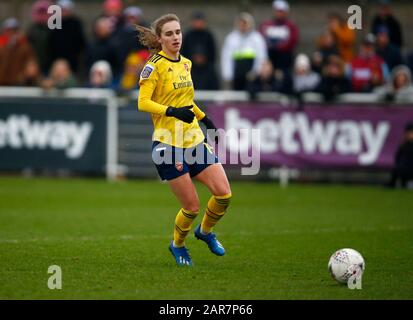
[152,141,219,181]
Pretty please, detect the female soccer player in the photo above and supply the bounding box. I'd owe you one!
[136,14,232,267]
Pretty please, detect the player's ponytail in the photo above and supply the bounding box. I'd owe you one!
[135,14,180,55]
[135,25,161,54]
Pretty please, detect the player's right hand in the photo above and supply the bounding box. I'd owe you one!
[166,106,195,123]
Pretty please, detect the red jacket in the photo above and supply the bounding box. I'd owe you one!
[0,31,36,86]
[350,54,385,92]
[259,18,299,52]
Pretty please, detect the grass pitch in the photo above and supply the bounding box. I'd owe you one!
[0,177,412,299]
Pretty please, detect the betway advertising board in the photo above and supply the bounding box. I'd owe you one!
[208,104,413,169]
[0,100,107,173]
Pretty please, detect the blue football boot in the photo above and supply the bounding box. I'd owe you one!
[194,224,225,256]
[169,241,193,266]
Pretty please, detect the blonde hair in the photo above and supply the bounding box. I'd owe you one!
[237,12,255,31]
[90,60,112,84]
[135,13,180,54]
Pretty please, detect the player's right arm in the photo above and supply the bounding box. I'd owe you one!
[138,62,195,123]
[138,63,168,115]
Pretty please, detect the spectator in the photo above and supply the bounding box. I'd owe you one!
[328,12,355,63]
[221,12,267,90]
[119,50,150,91]
[101,0,124,34]
[21,59,44,87]
[259,0,298,73]
[181,11,219,90]
[311,29,339,74]
[316,55,351,101]
[385,122,413,189]
[247,59,292,100]
[88,60,113,89]
[86,17,118,77]
[347,34,389,93]
[27,0,52,75]
[374,65,413,104]
[293,54,320,94]
[371,0,403,48]
[375,26,403,71]
[42,59,77,89]
[111,6,147,78]
[50,0,86,74]
[0,18,36,86]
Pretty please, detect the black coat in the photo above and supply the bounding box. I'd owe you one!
[27,23,52,74]
[376,44,404,70]
[182,29,219,90]
[316,75,352,101]
[248,72,293,100]
[395,141,413,172]
[110,24,148,75]
[86,38,118,75]
[371,15,403,48]
[49,16,86,72]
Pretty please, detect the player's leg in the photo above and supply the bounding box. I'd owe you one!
[153,143,200,246]
[169,172,200,214]
[194,162,231,196]
[167,173,200,266]
[194,163,232,233]
[168,172,200,244]
[193,163,232,256]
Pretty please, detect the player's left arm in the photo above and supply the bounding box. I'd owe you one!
[191,102,216,128]
[192,102,218,143]
[192,103,206,121]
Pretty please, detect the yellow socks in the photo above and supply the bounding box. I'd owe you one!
[201,193,232,234]
[173,208,198,247]
[173,193,232,247]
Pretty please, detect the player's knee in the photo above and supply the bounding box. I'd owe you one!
[213,192,232,207]
[183,201,200,214]
[214,190,232,201]
[211,180,231,198]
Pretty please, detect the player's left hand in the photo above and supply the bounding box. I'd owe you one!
[201,115,219,144]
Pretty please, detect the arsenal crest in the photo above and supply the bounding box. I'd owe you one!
[175,162,183,172]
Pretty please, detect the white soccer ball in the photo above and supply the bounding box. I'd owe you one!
[328,248,365,284]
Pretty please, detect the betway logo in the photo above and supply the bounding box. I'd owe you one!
[225,109,390,165]
[0,115,93,159]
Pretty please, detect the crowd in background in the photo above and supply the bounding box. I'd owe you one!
[0,0,149,92]
[1,0,413,102]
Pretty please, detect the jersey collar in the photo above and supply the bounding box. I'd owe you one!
[158,50,181,63]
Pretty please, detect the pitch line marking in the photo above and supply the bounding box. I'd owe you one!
[0,225,411,244]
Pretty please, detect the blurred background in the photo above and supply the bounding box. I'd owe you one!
[0,0,413,187]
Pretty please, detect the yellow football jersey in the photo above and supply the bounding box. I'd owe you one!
[138,50,206,148]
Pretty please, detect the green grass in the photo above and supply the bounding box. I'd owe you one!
[0,177,412,299]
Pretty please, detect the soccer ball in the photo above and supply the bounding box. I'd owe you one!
[328,248,365,284]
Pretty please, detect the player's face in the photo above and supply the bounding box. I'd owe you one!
[159,20,182,55]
